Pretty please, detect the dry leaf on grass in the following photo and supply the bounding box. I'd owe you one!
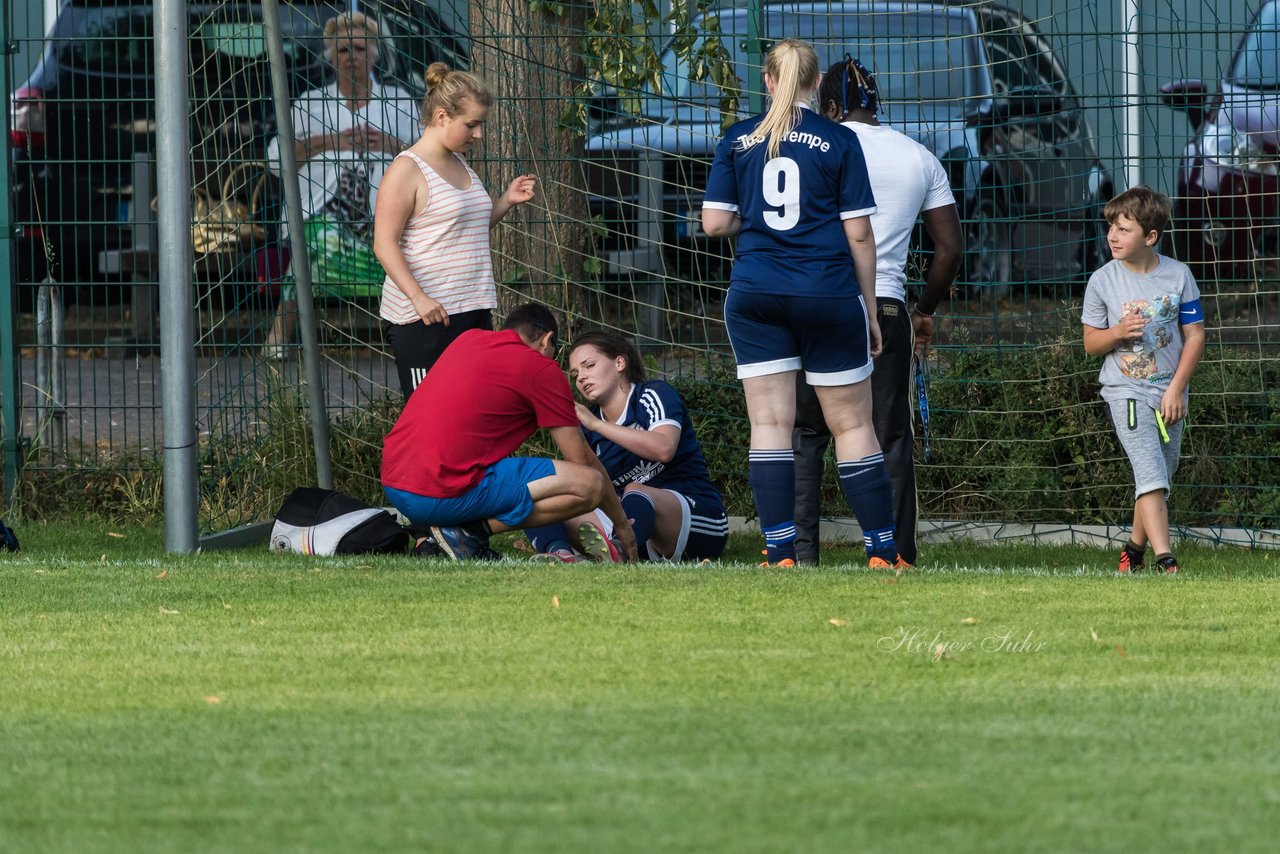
[106,532,125,539]
[154,570,169,580]
[1115,644,1127,657]
[828,618,850,627]
[551,595,560,609]
[159,606,179,615]
[202,695,222,705]
[1090,627,1100,642]
[932,643,948,662]
[960,617,980,624]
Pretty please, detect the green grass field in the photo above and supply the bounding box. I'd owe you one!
[3,522,1279,853]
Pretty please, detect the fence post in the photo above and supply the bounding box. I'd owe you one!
[262,0,333,489]
[156,0,198,553]
[1,17,23,510]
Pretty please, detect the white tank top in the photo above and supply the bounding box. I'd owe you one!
[379,151,496,324]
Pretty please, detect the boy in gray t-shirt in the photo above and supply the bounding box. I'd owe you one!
[1081,186,1205,575]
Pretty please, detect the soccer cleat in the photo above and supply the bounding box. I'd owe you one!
[429,525,488,561]
[869,554,911,571]
[1156,555,1180,575]
[577,521,622,562]
[1118,546,1145,574]
[759,558,797,568]
[531,549,585,564]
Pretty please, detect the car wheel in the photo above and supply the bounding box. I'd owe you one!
[967,192,1013,297]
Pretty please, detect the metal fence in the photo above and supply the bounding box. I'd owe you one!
[2,0,1277,538]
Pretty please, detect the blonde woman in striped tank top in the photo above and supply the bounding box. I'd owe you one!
[374,63,537,399]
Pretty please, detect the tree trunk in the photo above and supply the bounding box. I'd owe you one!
[469,0,588,317]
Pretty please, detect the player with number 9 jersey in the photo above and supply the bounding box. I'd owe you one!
[699,38,904,571]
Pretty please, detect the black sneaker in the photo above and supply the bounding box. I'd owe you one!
[412,535,443,558]
[1156,555,1180,575]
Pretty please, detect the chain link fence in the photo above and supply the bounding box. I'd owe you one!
[2,0,1277,536]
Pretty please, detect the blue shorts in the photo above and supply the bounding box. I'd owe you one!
[724,290,873,385]
[384,457,555,528]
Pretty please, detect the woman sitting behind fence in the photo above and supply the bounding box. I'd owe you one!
[263,10,419,360]
[525,331,729,563]
[372,63,537,400]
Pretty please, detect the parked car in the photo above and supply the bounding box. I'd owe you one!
[583,1,1113,290]
[1159,0,1279,283]
[8,0,457,291]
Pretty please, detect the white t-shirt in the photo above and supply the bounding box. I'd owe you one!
[266,81,420,233]
[841,121,955,302]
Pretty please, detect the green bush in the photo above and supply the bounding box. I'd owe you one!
[671,337,1280,530]
[13,339,1278,532]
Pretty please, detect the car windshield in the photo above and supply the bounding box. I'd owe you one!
[53,5,324,75]
[653,7,986,120]
[1227,1,1280,89]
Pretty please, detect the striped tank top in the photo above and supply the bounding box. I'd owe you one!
[379,151,496,324]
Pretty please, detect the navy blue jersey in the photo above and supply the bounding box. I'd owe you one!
[703,106,876,297]
[582,380,724,513]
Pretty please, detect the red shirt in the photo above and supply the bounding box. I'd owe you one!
[381,329,577,497]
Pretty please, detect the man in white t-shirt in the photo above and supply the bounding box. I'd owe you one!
[793,57,964,566]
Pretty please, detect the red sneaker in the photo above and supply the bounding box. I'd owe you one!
[1118,546,1146,574]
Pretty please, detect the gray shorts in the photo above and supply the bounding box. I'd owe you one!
[1106,398,1183,497]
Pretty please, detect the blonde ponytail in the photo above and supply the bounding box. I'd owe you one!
[741,39,820,159]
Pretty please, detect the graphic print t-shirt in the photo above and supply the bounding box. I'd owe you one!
[702,106,876,297]
[1081,255,1202,408]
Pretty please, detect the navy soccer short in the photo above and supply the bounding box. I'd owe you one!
[724,290,872,385]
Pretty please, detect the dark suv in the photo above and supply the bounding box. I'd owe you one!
[1159,0,1279,283]
[583,1,1112,289]
[8,0,459,290]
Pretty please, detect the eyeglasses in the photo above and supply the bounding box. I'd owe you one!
[533,323,559,353]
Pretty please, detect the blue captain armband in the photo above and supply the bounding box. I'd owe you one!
[1180,298,1204,323]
